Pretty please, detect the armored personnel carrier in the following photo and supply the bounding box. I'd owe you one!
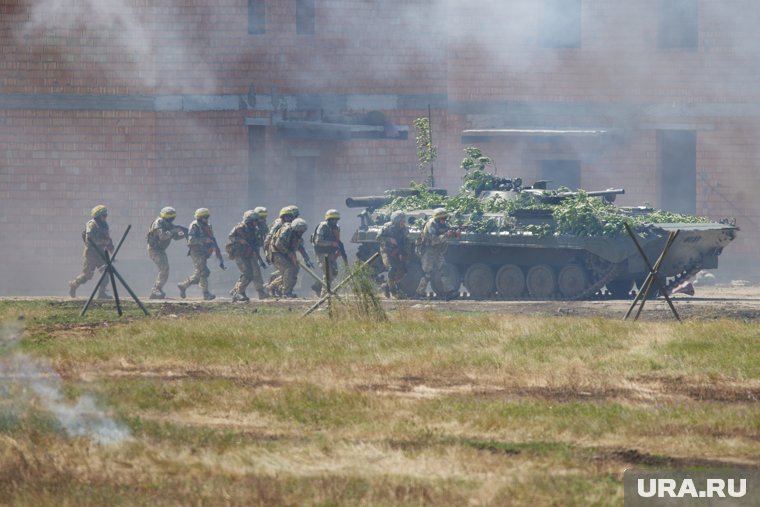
[347,179,737,300]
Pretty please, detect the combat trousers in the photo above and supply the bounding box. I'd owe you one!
[417,248,446,294]
[70,249,108,296]
[381,251,406,293]
[148,247,170,292]
[272,252,299,296]
[232,256,265,296]
[312,253,339,296]
[179,249,211,292]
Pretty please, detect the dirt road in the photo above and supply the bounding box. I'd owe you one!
[6,283,760,320]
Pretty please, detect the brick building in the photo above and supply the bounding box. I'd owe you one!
[1,0,758,295]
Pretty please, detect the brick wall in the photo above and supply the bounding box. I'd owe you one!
[2,0,760,294]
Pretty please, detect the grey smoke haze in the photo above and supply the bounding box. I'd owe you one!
[0,323,131,445]
[17,0,218,92]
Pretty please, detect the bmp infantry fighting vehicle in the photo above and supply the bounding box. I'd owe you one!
[347,178,737,300]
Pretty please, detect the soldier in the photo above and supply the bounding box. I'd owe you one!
[178,208,223,300]
[311,209,348,296]
[265,206,315,296]
[377,210,411,298]
[68,204,115,299]
[253,206,269,249]
[415,207,455,298]
[264,206,298,264]
[271,217,310,298]
[227,210,269,302]
[146,206,187,299]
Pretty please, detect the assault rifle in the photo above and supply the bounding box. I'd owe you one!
[210,236,227,270]
[337,241,348,264]
[245,236,268,269]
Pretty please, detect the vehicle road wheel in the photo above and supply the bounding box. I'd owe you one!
[463,263,495,299]
[431,262,462,297]
[496,264,525,299]
[526,264,556,299]
[558,264,589,299]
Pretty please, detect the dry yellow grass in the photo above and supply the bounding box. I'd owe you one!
[0,300,758,505]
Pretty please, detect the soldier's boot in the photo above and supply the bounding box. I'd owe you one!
[311,281,322,297]
[257,288,270,300]
[380,282,391,299]
[68,281,77,298]
[178,283,187,299]
[203,291,216,301]
[283,292,298,298]
[232,292,249,303]
[149,289,166,300]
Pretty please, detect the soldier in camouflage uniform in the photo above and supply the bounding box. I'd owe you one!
[271,218,309,298]
[377,210,411,298]
[227,210,268,302]
[69,204,115,299]
[146,206,186,299]
[265,206,314,296]
[311,209,348,296]
[415,208,453,298]
[178,208,222,300]
[253,206,269,251]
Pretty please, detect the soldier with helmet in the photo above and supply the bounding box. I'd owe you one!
[264,205,298,264]
[311,209,348,296]
[253,206,269,249]
[415,207,455,298]
[376,210,411,298]
[264,205,314,296]
[271,217,310,298]
[226,209,269,302]
[68,204,115,299]
[146,206,187,299]
[178,208,222,300]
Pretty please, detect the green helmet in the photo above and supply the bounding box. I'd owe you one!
[432,208,448,220]
[390,211,406,226]
[91,204,108,219]
[160,206,177,219]
[291,218,308,233]
[243,210,260,224]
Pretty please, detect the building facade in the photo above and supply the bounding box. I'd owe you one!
[1,0,758,295]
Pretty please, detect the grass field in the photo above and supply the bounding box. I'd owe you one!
[0,300,758,506]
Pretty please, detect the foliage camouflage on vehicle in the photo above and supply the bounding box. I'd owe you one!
[385,147,711,237]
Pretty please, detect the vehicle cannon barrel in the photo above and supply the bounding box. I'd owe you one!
[345,188,447,209]
[345,196,392,209]
[525,188,625,205]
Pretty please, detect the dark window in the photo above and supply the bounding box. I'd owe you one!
[540,160,582,190]
[539,0,582,48]
[296,0,315,35]
[248,126,266,207]
[659,0,698,49]
[248,0,265,34]
[658,130,696,214]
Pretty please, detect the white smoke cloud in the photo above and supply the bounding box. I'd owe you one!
[16,0,218,92]
[0,322,131,446]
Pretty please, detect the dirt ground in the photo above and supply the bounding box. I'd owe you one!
[6,282,760,320]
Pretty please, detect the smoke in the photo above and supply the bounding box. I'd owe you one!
[16,0,218,93]
[0,322,131,446]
